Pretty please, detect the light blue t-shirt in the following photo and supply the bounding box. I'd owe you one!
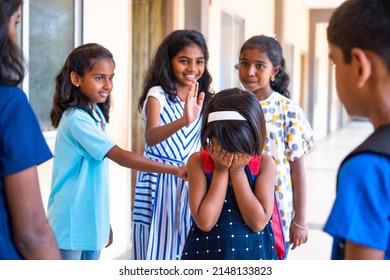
[48,107,116,250]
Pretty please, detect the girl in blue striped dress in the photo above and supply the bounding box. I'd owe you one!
[133,29,214,260]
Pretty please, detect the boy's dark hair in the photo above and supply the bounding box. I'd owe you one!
[0,0,25,86]
[50,43,114,128]
[328,0,390,71]
[239,35,290,98]
[200,88,266,156]
[138,29,213,113]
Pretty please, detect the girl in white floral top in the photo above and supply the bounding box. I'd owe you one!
[237,35,314,258]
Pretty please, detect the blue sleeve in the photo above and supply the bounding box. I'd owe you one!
[323,153,390,251]
[67,110,115,161]
[0,87,52,176]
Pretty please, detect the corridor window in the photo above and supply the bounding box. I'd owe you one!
[220,11,244,90]
[23,0,82,132]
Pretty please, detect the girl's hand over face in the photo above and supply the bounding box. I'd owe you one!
[230,153,251,172]
[208,145,233,171]
[183,81,205,125]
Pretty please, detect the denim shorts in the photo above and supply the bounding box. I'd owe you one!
[60,249,101,260]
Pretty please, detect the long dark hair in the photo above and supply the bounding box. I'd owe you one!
[50,43,114,128]
[201,88,266,156]
[0,0,24,86]
[239,35,290,98]
[138,29,213,113]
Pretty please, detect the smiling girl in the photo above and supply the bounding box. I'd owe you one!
[133,29,214,260]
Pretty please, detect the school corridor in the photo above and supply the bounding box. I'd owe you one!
[287,119,374,260]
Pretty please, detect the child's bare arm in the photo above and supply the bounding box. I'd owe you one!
[106,145,187,180]
[188,147,231,232]
[231,153,275,232]
[4,167,62,259]
[289,157,308,249]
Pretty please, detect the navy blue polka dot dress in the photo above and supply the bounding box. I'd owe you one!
[181,149,278,260]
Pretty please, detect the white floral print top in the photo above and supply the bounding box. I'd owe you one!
[260,91,314,242]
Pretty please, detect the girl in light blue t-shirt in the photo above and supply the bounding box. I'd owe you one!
[48,43,189,260]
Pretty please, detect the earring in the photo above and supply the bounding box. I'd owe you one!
[271,76,275,82]
[206,137,211,147]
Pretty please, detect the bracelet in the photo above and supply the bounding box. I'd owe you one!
[293,221,308,230]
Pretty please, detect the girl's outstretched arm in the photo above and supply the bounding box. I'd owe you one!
[231,153,275,232]
[144,82,204,147]
[106,145,187,180]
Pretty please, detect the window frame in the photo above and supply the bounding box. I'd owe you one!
[20,0,83,144]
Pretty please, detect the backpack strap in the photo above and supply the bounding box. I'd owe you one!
[272,196,286,260]
[341,124,390,166]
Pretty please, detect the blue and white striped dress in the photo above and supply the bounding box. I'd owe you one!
[132,86,202,260]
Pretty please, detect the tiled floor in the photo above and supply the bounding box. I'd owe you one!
[287,120,374,260]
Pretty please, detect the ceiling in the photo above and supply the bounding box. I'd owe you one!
[304,0,345,9]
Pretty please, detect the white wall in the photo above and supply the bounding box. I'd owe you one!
[312,23,329,140]
[83,0,132,260]
[284,0,309,105]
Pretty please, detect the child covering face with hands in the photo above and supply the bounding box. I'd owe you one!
[181,88,279,260]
